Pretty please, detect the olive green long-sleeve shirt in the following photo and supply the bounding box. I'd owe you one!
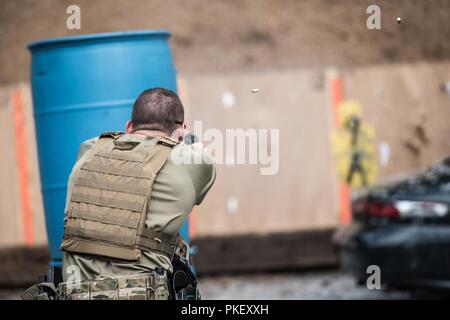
[62,134,215,281]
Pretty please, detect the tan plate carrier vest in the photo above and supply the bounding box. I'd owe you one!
[61,132,180,261]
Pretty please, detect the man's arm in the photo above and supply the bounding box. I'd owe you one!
[185,146,216,205]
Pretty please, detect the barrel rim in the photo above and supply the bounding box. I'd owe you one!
[27,29,171,50]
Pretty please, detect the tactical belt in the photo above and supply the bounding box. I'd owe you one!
[57,272,169,300]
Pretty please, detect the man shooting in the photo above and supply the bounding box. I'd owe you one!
[57,87,215,300]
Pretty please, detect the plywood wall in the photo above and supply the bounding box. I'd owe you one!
[1,61,449,245]
[183,62,450,238]
[0,84,46,247]
[181,69,339,237]
[344,62,450,177]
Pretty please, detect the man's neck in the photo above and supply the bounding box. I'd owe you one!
[133,129,168,138]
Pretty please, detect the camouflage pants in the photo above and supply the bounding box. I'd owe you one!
[57,272,169,300]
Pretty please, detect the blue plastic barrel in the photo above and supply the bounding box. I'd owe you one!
[28,30,189,267]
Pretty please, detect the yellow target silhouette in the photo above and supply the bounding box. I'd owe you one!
[331,101,378,188]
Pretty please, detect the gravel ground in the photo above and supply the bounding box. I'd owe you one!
[198,271,413,300]
[0,288,24,300]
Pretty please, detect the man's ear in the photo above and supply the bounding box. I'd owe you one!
[125,120,134,134]
[170,123,186,142]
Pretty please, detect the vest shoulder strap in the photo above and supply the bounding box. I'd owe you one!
[99,131,125,140]
[157,136,179,147]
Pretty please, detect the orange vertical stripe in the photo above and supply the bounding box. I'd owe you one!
[332,78,343,127]
[331,75,352,225]
[12,90,35,246]
[340,184,351,225]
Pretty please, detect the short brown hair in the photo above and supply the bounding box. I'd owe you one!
[131,87,184,134]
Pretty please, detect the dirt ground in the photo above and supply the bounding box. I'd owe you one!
[1,0,450,85]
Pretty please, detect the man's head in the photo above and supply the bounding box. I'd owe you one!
[126,87,185,138]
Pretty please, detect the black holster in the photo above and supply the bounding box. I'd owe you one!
[168,256,201,300]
